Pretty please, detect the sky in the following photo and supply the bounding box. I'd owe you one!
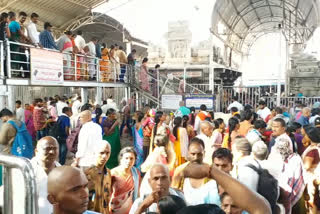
[94,0,216,46]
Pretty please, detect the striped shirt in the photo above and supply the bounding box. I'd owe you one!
[39,30,58,50]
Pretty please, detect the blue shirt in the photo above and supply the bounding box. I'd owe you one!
[39,30,58,50]
[296,115,309,126]
[84,211,100,214]
[58,115,70,138]
[8,21,20,33]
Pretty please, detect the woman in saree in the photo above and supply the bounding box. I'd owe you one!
[139,58,150,91]
[132,111,144,170]
[110,147,141,214]
[100,45,111,82]
[172,116,189,167]
[24,103,36,141]
[103,108,121,169]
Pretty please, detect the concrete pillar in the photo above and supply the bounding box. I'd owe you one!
[81,88,88,104]
[0,85,7,110]
[126,42,132,55]
[7,86,15,112]
[95,87,102,106]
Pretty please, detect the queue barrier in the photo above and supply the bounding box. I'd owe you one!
[0,154,38,214]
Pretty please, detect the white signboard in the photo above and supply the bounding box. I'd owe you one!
[185,95,214,110]
[30,48,64,85]
[161,94,183,110]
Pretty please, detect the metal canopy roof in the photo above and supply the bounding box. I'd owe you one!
[0,0,107,29]
[211,0,320,54]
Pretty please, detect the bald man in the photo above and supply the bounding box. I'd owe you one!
[130,164,184,214]
[84,140,112,213]
[296,107,311,126]
[73,110,102,168]
[47,166,99,214]
[196,121,215,164]
[30,136,60,214]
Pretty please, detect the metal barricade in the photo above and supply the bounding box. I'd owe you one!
[0,154,38,214]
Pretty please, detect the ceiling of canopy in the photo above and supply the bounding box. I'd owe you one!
[211,0,320,54]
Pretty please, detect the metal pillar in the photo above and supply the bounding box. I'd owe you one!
[95,87,102,106]
[276,29,282,106]
[7,86,15,112]
[183,62,187,93]
[81,88,88,104]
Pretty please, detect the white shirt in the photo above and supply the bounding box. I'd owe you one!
[26,22,39,44]
[257,107,271,121]
[74,35,86,50]
[232,156,259,192]
[56,101,68,116]
[72,100,82,116]
[16,107,25,123]
[87,42,96,57]
[194,111,210,133]
[129,188,184,214]
[183,178,220,206]
[105,100,119,112]
[227,101,243,112]
[76,121,102,167]
[30,157,60,214]
[101,104,108,114]
[196,133,215,165]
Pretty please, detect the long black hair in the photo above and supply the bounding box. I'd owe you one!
[182,115,189,128]
[189,107,195,126]
[228,117,239,149]
[153,111,164,138]
[95,107,103,124]
[173,117,182,139]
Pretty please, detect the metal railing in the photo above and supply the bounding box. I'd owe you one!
[5,40,132,83]
[0,154,38,214]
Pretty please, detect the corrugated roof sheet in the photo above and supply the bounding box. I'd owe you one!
[0,0,107,29]
[211,0,320,54]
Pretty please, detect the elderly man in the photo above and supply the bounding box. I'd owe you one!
[196,121,215,164]
[296,107,311,126]
[47,166,99,214]
[84,140,112,214]
[130,164,184,214]
[30,136,60,214]
[73,110,102,168]
[172,138,220,206]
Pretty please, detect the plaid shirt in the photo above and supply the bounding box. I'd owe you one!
[39,30,58,50]
[33,107,46,131]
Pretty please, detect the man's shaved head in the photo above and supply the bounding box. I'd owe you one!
[36,136,59,167]
[79,110,92,124]
[149,164,170,197]
[47,166,89,214]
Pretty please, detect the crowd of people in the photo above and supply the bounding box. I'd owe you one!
[2,93,320,214]
[0,11,138,82]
